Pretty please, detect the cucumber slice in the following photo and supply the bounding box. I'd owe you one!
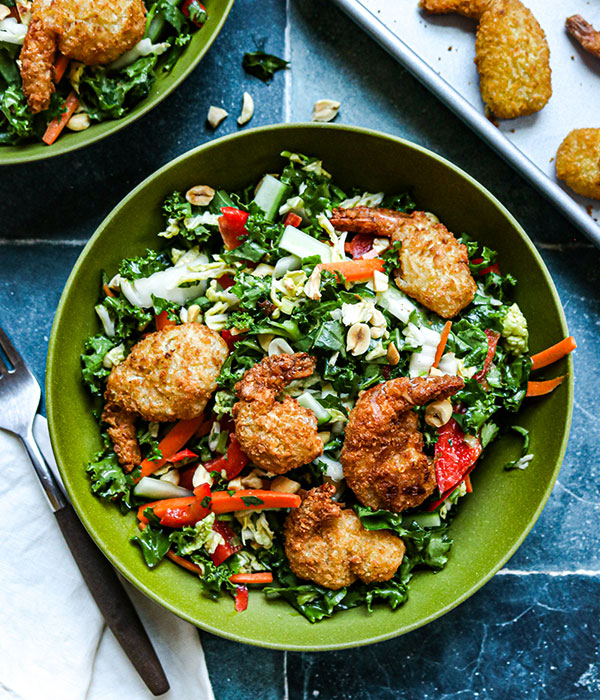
[401,512,441,528]
[134,476,193,500]
[297,392,332,424]
[279,225,332,262]
[253,175,289,221]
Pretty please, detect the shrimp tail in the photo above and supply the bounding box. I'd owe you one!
[102,400,141,472]
[234,352,316,403]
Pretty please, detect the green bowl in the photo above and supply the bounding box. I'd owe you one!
[46,123,573,650]
[0,0,234,165]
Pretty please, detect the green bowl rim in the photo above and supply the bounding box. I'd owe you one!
[46,122,573,650]
[0,0,235,166]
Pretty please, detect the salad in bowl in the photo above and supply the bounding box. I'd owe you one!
[81,149,575,622]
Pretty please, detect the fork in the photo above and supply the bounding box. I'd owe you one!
[0,325,169,696]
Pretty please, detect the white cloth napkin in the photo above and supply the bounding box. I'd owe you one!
[0,416,215,700]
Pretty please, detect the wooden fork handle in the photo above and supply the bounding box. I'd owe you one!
[54,504,170,696]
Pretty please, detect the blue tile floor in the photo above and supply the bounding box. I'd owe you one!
[1,0,599,698]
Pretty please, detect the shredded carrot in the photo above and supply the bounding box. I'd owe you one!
[167,551,204,574]
[53,53,70,83]
[433,321,452,368]
[526,376,566,397]
[210,489,301,514]
[155,310,176,331]
[230,572,273,584]
[464,475,473,493]
[42,91,79,145]
[103,283,115,298]
[531,336,576,371]
[318,258,384,282]
[139,416,205,479]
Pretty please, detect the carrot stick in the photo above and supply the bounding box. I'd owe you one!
[433,321,452,369]
[531,336,577,371]
[167,551,204,575]
[155,310,176,331]
[139,416,205,479]
[210,489,301,514]
[526,376,566,397]
[464,475,473,493]
[53,53,70,83]
[103,283,115,298]
[42,91,79,145]
[230,572,273,584]
[318,258,384,282]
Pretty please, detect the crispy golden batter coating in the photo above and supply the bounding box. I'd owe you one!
[566,15,600,60]
[20,0,146,113]
[474,0,551,119]
[330,207,476,319]
[48,0,146,65]
[556,129,600,201]
[419,0,492,20]
[341,376,464,512]
[284,484,405,590]
[101,401,140,471]
[105,324,229,423]
[20,0,56,113]
[233,353,323,475]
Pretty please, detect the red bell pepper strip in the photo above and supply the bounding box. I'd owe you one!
[471,258,501,276]
[474,329,501,383]
[344,233,376,259]
[221,328,244,350]
[155,310,176,331]
[139,416,205,479]
[203,434,249,481]
[137,483,211,527]
[217,273,235,289]
[234,585,249,612]
[211,520,242,566]
[218,207,249,250]
[434,419,482,494]
[167,448,197,463]
[284,212,302,228]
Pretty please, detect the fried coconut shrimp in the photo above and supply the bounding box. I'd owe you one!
[341,376,464,512]
[233,353,323,474]
[103,324,229,469]
[329,207,476,319]
[474,0,551,119]
[419,0,492,20]
[566,15,600,60]
[284,484,405,590]
[556,129,600,201]
[20,0,146,112]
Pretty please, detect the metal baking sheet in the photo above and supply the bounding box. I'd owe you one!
[330,0,600,248]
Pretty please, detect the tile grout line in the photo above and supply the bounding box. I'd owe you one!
[283,0,292,123]
[497,569,600,576]
[283,650,289,700]
[0,238,85,247]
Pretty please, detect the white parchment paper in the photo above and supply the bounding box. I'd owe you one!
[361,0,600,223]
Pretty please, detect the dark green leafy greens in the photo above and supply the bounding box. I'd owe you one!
[242,51,289,82]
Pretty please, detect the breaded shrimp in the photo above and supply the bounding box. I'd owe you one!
[105,323,229,423]
[566,15,600,60]
[474,0,551,119]
[419,0,492,20]
[101,401,140,472]
[104,323,228,469]
[556,129,600,201]
[284,484,405,590]
[329,207,476,319]
[232,353,323,475]
[20,0,146,113]
[20,0,56,113]
[341,376,464,512]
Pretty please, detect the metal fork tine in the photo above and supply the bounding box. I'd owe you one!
[0,324,24,370]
